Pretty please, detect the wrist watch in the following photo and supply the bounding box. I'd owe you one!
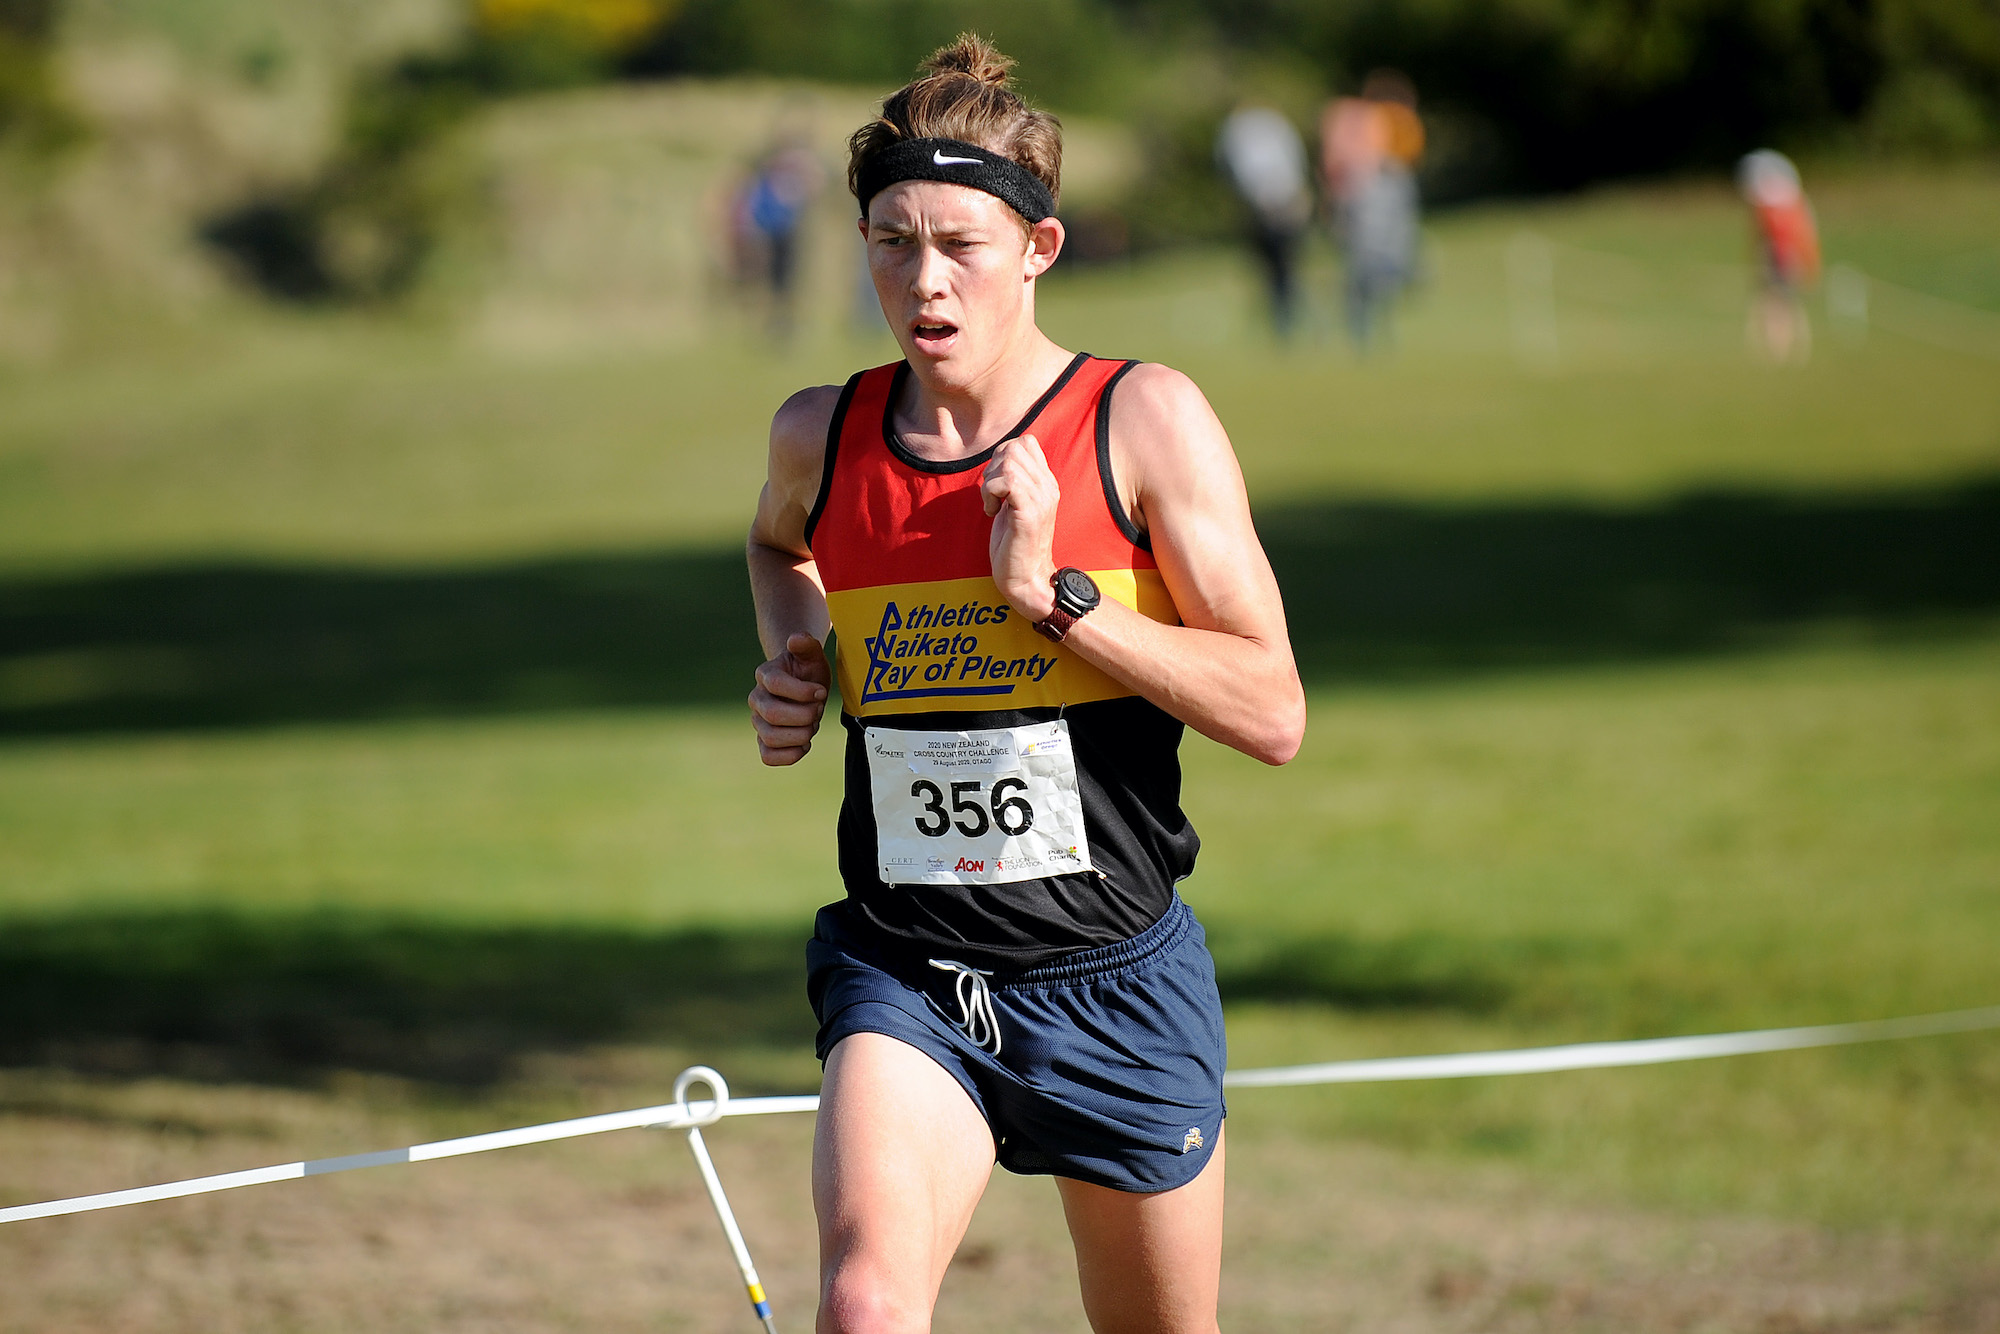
[1033,567,1101,642]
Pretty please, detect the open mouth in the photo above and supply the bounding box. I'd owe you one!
[911,321,959,353]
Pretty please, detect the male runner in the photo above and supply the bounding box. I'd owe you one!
[747,36,1304,1334]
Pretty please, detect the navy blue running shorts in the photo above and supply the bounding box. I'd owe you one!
[806,895,1227,1194]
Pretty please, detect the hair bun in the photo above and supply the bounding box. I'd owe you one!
[920,32,1015,87]
[848,32,1060,211]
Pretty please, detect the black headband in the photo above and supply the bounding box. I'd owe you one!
[855,137,1056,223]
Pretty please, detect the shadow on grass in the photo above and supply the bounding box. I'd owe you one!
[1262,475,2000,679]
[0,911,814,1087]
[0,548,757,736]
[0,911,1510,1085]
[1204,927,1519,1013]
[1,477,1996,736]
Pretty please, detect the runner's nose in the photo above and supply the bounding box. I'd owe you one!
[910,241,950,303]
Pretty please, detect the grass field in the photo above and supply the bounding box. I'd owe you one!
[3,168,1998,572]
[3,157,1999,1331]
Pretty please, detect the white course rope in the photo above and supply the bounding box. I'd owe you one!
[1515,238,2000,362]
[1860,271,2000,360]
[0,1092,817,1225]
[1222,1003,2000,1087]
[4,1004,1998,1227]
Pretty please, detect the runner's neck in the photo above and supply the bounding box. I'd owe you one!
[894,334,1077,464]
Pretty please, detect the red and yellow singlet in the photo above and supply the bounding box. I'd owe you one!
[806,353,1201,969]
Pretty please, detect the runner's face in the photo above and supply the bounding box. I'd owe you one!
[863,181,1059,383]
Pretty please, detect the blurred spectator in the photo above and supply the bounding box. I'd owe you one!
[1320,71,1424,351]
[734,135,824,337]
[1216,104,1312,339]
[1738,149,1821,364]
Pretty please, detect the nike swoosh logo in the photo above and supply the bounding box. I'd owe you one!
[932,150,983,166]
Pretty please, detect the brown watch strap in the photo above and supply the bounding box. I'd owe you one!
[1033,606,1080,642]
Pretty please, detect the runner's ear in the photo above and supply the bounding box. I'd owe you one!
[1025,217,1064,279]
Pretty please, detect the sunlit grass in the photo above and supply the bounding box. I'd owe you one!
[1,163,1997,1243]
[2,169,1996,571]
[3,635,1995,1226]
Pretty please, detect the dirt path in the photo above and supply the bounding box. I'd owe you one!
[3,1075,1995,1332]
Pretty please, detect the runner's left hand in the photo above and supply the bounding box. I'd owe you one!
[981,434,1059,622]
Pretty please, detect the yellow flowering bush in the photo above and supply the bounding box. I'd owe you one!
[473,0,678,55]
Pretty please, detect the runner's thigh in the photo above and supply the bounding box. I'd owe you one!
[1057,1126,1225,1334]
[813,1032,996,1332]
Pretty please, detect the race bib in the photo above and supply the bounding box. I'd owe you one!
[866,721,1095,886]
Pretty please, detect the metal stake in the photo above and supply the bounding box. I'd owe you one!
[672,1066,779,1334]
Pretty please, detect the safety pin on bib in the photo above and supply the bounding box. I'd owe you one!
[670,1066,779,1333]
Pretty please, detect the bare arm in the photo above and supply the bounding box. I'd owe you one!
[980,364,1305,765]
[746,385,841,765]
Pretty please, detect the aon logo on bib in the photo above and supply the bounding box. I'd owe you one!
[866,720,1095,886]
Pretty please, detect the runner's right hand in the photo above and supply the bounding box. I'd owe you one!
[750,633,831,766]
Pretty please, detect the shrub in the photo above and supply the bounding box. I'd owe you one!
[0,0,80,156]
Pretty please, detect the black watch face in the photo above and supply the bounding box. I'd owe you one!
[1056,567,1101,612]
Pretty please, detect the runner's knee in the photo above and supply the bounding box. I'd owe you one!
[817,1258,930,1334]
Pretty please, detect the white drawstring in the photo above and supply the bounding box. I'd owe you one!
[928,959,1001,1055]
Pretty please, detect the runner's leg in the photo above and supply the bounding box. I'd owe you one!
[1056,1126,1226,1334]
[814,1031,996,1334]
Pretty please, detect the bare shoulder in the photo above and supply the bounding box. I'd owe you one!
[767,382,846,502]
[1106,361,1240,495]
[771,382,844,465]
[1112,362,1212,425]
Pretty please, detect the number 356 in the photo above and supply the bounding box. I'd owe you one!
[910,778,1035,838]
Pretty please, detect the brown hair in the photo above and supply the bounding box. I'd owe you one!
[847,34,1063,213]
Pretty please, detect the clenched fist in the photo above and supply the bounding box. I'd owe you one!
[749,632,831,765]
[980,433,1059,622]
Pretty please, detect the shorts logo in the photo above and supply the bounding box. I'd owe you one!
[1180,1126,1204,1154]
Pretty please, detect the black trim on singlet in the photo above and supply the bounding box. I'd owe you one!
[882,351,1092,475]
[803,371,863,548]
[1093,358,1149,552]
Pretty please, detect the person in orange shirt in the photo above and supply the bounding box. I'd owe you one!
[1738,149,1822,364]
[1319,71,1424,350]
